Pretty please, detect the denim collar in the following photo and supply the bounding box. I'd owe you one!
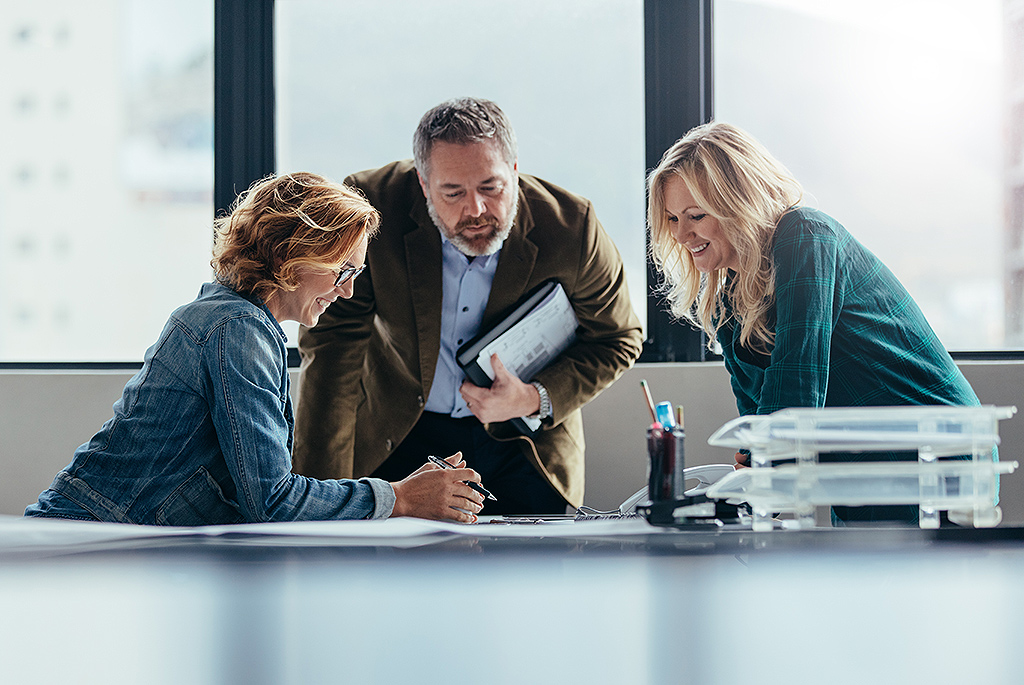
[206,281,288,342]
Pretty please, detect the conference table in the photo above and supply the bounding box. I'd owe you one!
[2,515,1022,685]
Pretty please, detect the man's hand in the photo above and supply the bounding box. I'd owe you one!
[389,452,486,523]
[459,354,541,424]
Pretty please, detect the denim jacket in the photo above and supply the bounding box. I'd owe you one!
[25,283,395,525]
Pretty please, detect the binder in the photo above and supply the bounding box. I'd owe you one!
[457,280,579,435]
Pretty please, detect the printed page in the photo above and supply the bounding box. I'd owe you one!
[475,284,577,383]
[474,284,578,432]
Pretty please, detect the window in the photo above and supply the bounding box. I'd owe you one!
[714,0,1016,350]
[10,1,1018,362]
[0,0,213,361]
[274,0,647,344]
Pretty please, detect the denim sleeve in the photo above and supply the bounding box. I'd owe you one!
[205,316,394,521]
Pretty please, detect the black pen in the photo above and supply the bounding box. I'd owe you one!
[427,455,497,501]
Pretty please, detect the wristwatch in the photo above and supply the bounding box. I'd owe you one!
[529,381,552,421]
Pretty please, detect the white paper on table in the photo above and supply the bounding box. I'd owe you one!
[0,514,665,553]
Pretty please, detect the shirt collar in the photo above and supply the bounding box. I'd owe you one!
[212,282,288,341]
[438,230,502,268]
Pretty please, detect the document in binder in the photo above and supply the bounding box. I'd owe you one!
[457,280,579,435]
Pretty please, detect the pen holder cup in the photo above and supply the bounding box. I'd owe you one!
[647,425,686,503]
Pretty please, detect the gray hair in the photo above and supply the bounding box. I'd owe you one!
[413,97,518,178]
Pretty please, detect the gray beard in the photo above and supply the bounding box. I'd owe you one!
[426,194,518,257]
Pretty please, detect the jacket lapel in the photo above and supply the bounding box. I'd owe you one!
[483,188,537,325]
[406,196,444,391]
[403,184,539,388]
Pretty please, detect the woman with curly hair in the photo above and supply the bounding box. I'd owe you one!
[27,173,484,525]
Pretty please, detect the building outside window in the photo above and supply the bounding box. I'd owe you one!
[0,0,213,361]
[715,0,1017,351]
[1004,0,1024,345]
[3,0,1020,359]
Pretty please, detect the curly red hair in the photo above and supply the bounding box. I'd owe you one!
[212,172,379,301]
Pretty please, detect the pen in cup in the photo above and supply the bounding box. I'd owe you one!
[639,380,686,503]
[426,455,497,501]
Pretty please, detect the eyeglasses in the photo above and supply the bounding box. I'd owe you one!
[333,263,366,287]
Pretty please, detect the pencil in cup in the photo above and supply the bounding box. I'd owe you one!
[640,379,657,423]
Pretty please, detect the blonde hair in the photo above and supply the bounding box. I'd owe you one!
[647,122,802,352]
[212,172,379,302]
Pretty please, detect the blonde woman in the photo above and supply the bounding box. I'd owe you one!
[26,173,484,525]
[647,122,982,525]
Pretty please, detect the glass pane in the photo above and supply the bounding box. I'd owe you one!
[0,0,214,361]
[275,0,646,344]
[715,0,1016,350]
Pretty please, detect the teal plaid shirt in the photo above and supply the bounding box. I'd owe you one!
[720,207,979,417]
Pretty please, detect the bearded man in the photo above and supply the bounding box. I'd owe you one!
[293,97,642,515]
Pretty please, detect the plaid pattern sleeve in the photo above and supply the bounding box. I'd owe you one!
[756,211,845,414]
[720,208,986,523]
[723,207,979,417]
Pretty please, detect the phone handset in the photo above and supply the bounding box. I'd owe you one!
[618,463,736,514]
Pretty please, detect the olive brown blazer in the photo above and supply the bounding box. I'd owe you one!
[292,160,642,507]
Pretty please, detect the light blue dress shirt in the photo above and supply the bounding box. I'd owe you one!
[424,236,500,417]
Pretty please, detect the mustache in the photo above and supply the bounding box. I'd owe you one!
[455,216,500,231]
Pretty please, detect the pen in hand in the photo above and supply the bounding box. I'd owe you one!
[427,455,498,501]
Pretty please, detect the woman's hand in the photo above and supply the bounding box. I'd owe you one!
[390,452,485,523]
[406,452,466,477]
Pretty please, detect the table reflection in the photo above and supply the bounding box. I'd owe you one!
[2,527,1023,685]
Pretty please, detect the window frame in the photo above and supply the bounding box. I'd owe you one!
[213,0,275,220]
[217,0,715,366]
[640,0,714,362]
[2,0,1014,369]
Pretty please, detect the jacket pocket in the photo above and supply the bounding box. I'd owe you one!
[155,466,246,526]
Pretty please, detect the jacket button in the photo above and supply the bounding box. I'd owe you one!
[417,395,424,407]
[385,439,393,451]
